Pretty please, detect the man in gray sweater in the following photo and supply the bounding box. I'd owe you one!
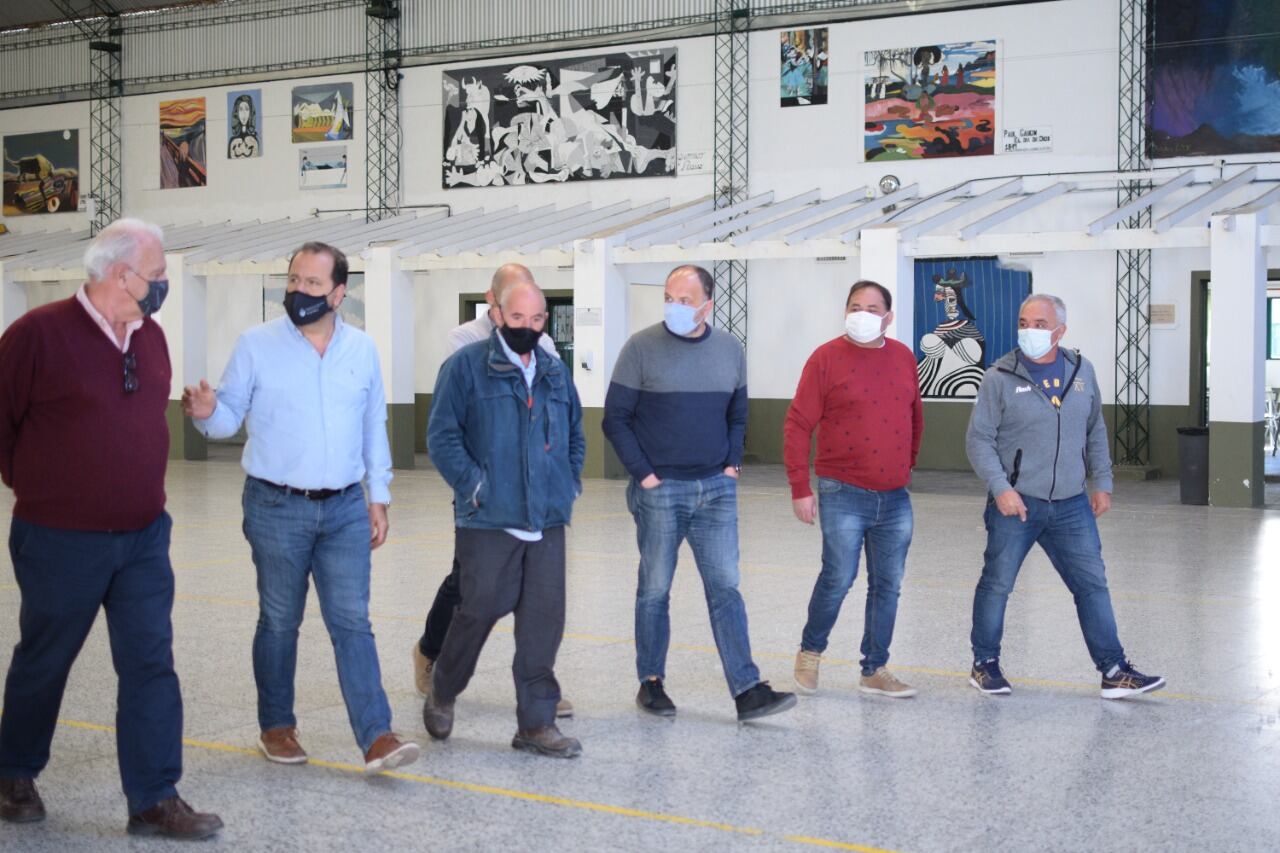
[965,294,1164,700]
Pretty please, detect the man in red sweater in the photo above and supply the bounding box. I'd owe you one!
[783,280,924,698]
[0,219,222,839]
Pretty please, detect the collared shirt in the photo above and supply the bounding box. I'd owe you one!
[448,310,558,357]
[496,330,542,542]
[76,283,142,352]
[194,315,393,504]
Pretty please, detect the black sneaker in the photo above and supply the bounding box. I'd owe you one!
[970,658,1012,695]
[1101,662,1165,700]
[636,678,676,716]
[734,682,797,722]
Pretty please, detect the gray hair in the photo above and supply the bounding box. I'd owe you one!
[1020,293,1067,326]
[83,218,164,282]
[498,279,546,311]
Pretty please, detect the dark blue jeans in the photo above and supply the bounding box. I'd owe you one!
[971,491,1125,673]
[801,479,914,676]
[241,478,392,753]
[0,513,182,816]
[627,473,761,698]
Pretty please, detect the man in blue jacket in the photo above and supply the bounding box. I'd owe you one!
[422,280,585,757]
[965,293,1164,700]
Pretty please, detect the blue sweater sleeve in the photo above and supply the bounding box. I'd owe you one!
[603,381,654,481]
[726,384,748,468]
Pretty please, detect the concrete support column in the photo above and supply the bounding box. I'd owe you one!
[572,236,628,478]
[1207,212,1266,507]
[859,224,914,344]
[365,246,416,469]
[156,252,208,460]
[0,262,26,333]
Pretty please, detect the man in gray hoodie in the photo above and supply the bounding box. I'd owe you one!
[964,294,1164,700]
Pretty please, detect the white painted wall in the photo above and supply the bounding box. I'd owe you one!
[4,0,1280,414]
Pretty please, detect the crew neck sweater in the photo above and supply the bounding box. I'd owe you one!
[602,322,747,481]
[0,297,171,530]
[783,335,924,498]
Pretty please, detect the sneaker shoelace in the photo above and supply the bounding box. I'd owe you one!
[797,652,820,672]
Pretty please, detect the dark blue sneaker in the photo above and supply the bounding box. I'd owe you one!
[970,658,1012,695]
[637,678,676,716]
[1101,662,1165,700]
[734,682,797,722]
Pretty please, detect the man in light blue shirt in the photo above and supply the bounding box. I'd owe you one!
[181,241,419,775]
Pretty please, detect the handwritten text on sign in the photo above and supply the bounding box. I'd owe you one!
[1001,126,1053,154]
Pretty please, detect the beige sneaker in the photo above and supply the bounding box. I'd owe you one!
[859,667,918,698]
[412,644,434,698]
[259,726,307,765]
[794,649,821,694]
[555,698,574,718]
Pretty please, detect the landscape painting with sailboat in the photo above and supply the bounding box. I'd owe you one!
[291,82,354,144]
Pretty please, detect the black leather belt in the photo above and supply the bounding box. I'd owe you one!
[251,476,356,501]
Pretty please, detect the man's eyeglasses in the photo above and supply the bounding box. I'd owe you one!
[123,352,139,394]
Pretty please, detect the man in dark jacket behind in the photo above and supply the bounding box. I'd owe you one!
[422,279,585,758]
[965,293,1164,700]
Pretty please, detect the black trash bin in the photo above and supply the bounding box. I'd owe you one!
[1176,426,1209,505]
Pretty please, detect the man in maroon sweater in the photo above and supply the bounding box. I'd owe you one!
[783,280,924,699]
[0,219,222,839]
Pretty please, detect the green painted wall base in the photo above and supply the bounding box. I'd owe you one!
[167,401,206,461]
[415,393,431,453]
[387,403,416,470]
[580,407,626,479]
[1208,420,1265,507]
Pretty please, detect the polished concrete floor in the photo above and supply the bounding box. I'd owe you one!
[2,451,1279,852]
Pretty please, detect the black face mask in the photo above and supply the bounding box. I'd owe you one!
[500,324,541,355]
[283,288,334,326]
[137,277,169,317]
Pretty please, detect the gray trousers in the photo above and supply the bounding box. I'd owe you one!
[432,526,565,730]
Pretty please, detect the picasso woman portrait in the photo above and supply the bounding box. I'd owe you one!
[227,92,261,159]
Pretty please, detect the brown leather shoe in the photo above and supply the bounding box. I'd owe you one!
[127,795,223,840]
[422,692,455,740]
[363,732,420,776]
[555,697,574,718]
[511,725,582,758]
[259,726,307,765]
[0,776,45,823]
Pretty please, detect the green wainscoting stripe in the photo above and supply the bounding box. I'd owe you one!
[743,398,790,464]
[580,407,626,480]
[387,403,416,470]
[167,401,207,461]
[1208,420,1265,508]
[415,393,431,453]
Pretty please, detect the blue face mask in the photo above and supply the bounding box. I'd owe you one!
[136,277,169,317]
[1018,327,1058,359]
[664,301,704,336]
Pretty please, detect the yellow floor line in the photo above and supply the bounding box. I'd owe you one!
[50,716,898,852]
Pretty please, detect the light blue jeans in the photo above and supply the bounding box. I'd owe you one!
[627,474,761,698]
[241,477,391,753]
[801,478,914,676]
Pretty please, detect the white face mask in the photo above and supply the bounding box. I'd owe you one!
[1018,327,1059,359]
[844,310,885,343]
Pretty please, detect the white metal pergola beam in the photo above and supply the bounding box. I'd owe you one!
[241,215,406,263]
[628,192,775,249]
[959,182,1074,241]
[1217,183,1280,219]
[431,204,559,256]
[537,198,671,252]
[1086,170,1196,236]
[0,227,91,255]
[449,203,589,255]
[898,178,1023,241]
[620,197,715,241]
[731,187,870,246]
[394,207,524,257]
[190,216,336,262]
[1154,167,1258,233]
[783,184,923,245]
[678,189,820,248]
[477,202,628,254]
[326,211,444,254]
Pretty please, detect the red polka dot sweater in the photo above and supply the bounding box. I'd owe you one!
[783,335,924,499]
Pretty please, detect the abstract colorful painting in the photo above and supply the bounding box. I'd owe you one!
[227,89,262,159]
[864,40,996,161]
[159,98,207,188]
[913,257,1030,399]
[298,146,348,190]
[292,83,354,144]
[780,29,828,107]
[1150,0,1280,157]
[441,48,676,188]
[3,129,79,215]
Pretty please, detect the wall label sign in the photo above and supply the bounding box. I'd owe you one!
[1001,126,1053,153]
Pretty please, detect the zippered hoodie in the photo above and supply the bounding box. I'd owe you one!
[965,348,1113,501]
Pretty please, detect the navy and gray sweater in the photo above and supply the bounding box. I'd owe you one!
[602,322,748,481]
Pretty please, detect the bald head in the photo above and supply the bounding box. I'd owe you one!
[489,263,535,305]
